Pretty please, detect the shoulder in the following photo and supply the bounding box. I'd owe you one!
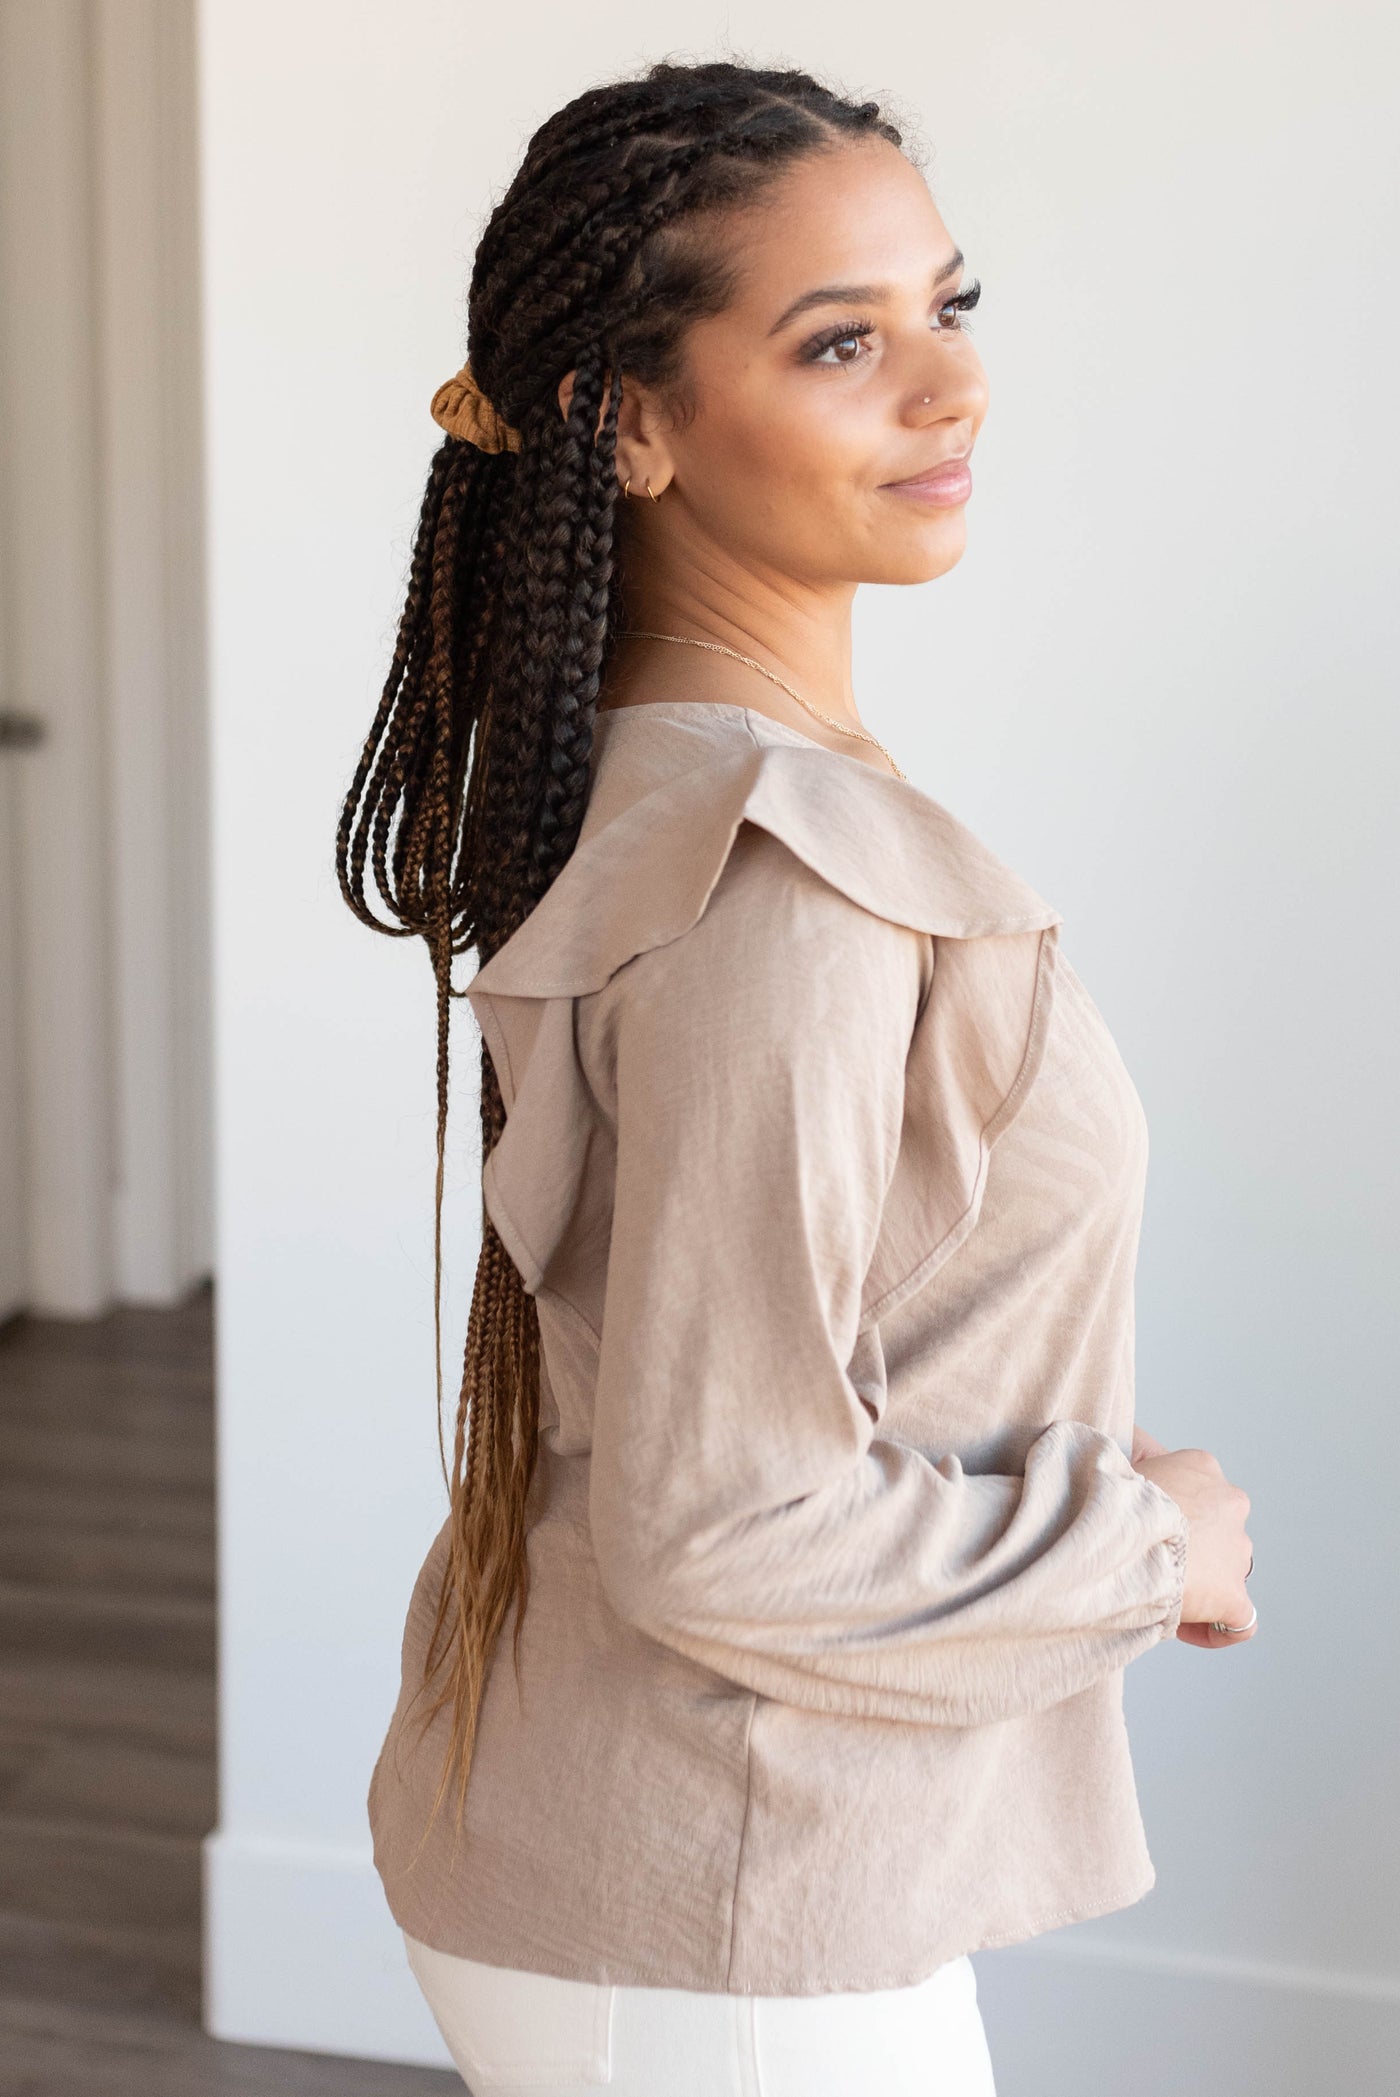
[464,721,1059,1016]
[466,715,1068,1318]
[612,815,928,1020]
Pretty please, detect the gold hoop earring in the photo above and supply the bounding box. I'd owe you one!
[645,476,659,501]
[623,476,631,498]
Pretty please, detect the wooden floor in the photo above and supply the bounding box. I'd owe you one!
[0,1281,460,2094]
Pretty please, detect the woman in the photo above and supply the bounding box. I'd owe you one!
[336,56,1256,2097]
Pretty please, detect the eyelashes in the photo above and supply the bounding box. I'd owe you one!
[943,278,982,326]
[800,278,982,366]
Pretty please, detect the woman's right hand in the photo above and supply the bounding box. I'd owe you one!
[1131,1444,1255,1647]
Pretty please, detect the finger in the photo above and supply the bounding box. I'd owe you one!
[1177,1615,1257,1649]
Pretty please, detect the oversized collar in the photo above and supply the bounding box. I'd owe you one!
[467,702,1061,1004]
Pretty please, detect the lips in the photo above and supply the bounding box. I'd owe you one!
[876,450,972,507]
[883,451,972,491]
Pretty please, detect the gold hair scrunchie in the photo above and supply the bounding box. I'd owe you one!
[429,359,522,453]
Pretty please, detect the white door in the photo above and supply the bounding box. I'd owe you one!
[0,0,210,1316]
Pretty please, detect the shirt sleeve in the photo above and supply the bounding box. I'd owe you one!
[585,829,1190,1728]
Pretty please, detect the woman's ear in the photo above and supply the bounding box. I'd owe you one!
[556,366,674,496]
[556,366,617,440]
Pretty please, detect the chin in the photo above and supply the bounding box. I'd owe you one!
[867,517,969,586]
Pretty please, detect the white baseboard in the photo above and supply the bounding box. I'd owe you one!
[203,1826,1400,2086]
[974,1929,1400,2096]
[202,1827,455,2069]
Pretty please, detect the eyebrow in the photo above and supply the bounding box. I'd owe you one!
[767,250,966,336]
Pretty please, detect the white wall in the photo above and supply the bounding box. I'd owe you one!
[199,1,1400,2083]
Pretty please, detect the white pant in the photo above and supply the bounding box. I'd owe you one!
[403,1931,998,2096]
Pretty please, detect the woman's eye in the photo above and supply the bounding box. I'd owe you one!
[803,280,981,365]
[937,278,982,330]
[806,323,875,366]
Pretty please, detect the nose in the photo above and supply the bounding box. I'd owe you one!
[909,336,989,438]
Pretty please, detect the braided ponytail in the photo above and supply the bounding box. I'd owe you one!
[335,58,906,1844]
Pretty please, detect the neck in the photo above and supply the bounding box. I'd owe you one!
[602,570,861,736]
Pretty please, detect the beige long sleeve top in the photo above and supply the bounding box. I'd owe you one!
[367,698,1191,1996]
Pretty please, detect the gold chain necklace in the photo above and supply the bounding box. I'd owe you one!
[616,630,907,781]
